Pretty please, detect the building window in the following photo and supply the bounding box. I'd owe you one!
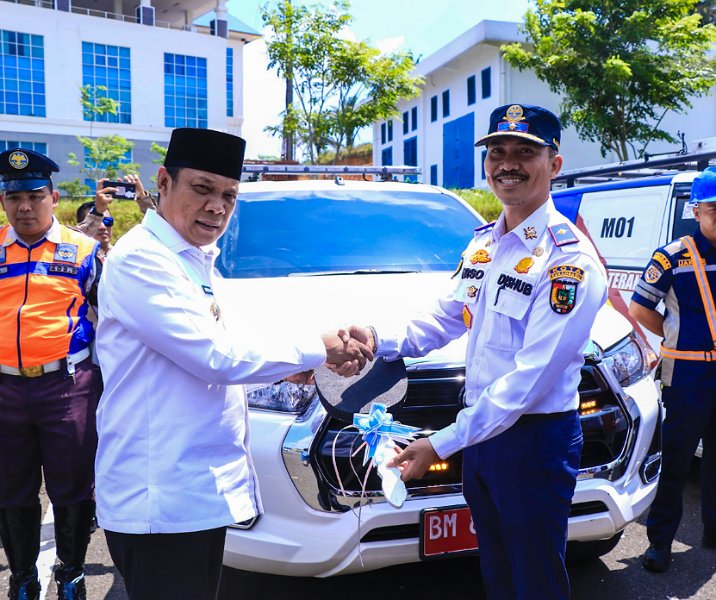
[467,75,476,106]
[403,137,417,182]
[164,52,208,129]
[381,123,386,145]
[226,47,234,117]
[402,110,409,134]
[430,95,438,122]
[481,149,487,180]
[381,146,392,166]
[0,30,45,117]
[0,140,47,154]
[411,106,417,131]
[481,67,491,99]
[430,164,438,186]
[442,90,450,118]
[387,119,393,142]
[82,42,131,124]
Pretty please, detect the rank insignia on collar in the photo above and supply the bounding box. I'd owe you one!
[463,305,473,329]
[466,285,478,298]
[524,226,537,240]
[532,247,544,257]
[470,249,492,264]
[54,243,78,264]
[514,257,534,274]
[211,301,222,322]
[548,224,579,246]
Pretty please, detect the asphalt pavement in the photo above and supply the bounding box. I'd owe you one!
[1,460,714,599]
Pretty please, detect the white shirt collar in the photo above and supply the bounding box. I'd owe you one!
[142,208,219,259]
[3,216,62,247]
[491,197,553,251]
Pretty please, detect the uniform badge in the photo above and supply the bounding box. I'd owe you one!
[485,240,492,247]
[652,252,671,270]
[548,265,585,315]
[210,301,222,322]
[532,247,544,257]
[514,257,534,274]
[53,243,78,263]
[498,105,529,132]
[523,226,537,240]
[8,151,29,170]
[645,264,662,284]
[470,249,491,264]
[0,245,5,264]
[463,305,473,329]
[466,285,478,298]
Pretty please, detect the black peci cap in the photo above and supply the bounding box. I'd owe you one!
[475,103,561,151]
[164,128,246,180]
[0,148,59,192]
[313,358,408,422]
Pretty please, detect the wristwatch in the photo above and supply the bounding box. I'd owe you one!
[89,205,103,216]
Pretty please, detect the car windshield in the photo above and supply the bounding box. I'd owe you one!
[216,188,483,279]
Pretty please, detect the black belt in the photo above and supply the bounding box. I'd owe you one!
[515,410,576,426]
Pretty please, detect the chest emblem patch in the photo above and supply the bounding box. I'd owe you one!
[470,249,491,264]
[644,264,663,284]
[548,265,585,315]
[466,285,478,298]
[54,243,78,264]
[514,257,534,274]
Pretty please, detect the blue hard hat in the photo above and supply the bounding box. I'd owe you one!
[0,148,59,192]
[691,166,716,204]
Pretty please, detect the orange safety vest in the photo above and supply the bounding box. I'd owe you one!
[660,235,716,362]
[0,224,99,368]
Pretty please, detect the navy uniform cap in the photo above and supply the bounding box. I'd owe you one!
[691,166,716,204]
[313,357,408,422]
[164,128,246,181]
[0,148,59,192]
[475,103,561,151]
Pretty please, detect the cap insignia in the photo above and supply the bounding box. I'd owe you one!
[505,105,524,122]
[9,151,28,170]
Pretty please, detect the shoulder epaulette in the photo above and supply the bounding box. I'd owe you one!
[548,223,579,247]
[474,221,496,236]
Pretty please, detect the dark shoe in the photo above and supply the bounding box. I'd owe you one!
[8,572,40,600]
[56,574,86,600]
[642,544,672,572]
[703,534,716,549]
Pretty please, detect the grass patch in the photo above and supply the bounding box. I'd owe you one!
[451,188,502,222]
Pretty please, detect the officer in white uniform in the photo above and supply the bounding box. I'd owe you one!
[94,128,371,600]
[350,105,607,600]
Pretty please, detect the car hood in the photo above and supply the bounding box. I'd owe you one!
[213,272,632,366]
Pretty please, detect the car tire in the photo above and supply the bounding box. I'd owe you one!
[566,530,624,563]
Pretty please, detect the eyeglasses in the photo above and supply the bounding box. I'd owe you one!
[102,216,114,227]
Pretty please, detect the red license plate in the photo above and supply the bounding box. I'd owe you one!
[420,505,479,560]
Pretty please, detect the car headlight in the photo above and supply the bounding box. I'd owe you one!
[602,332,654,387]
[246,381,317,413]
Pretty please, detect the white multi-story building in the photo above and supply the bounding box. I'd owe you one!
[1,0,260,189]
[373,20,716,188]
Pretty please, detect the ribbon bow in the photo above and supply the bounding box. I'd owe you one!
[353,402,420,466]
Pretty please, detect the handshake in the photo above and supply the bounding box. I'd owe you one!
[322,325,376,377]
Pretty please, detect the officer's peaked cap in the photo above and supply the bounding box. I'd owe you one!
[476,103,561,152]
[164,128,246,181]
[0,148,59,192]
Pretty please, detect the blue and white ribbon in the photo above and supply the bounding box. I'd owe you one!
[353,402,420,466]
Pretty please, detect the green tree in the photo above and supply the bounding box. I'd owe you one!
[63,85,140,186]
[261,0,422,163]
[502,0,716,160]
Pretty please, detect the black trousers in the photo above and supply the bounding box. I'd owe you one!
[105,527,226,600]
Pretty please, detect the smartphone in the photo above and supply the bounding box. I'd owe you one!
[104,181,136,200]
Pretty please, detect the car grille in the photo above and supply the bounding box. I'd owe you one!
[311,363,632,502]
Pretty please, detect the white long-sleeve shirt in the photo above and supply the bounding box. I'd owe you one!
[95,209,326,534]
[376,198,607,459]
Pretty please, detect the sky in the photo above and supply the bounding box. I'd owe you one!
[227,0,531,158]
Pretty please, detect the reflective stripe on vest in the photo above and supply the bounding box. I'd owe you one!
[660,235,716,362]
[0,225,97,368]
